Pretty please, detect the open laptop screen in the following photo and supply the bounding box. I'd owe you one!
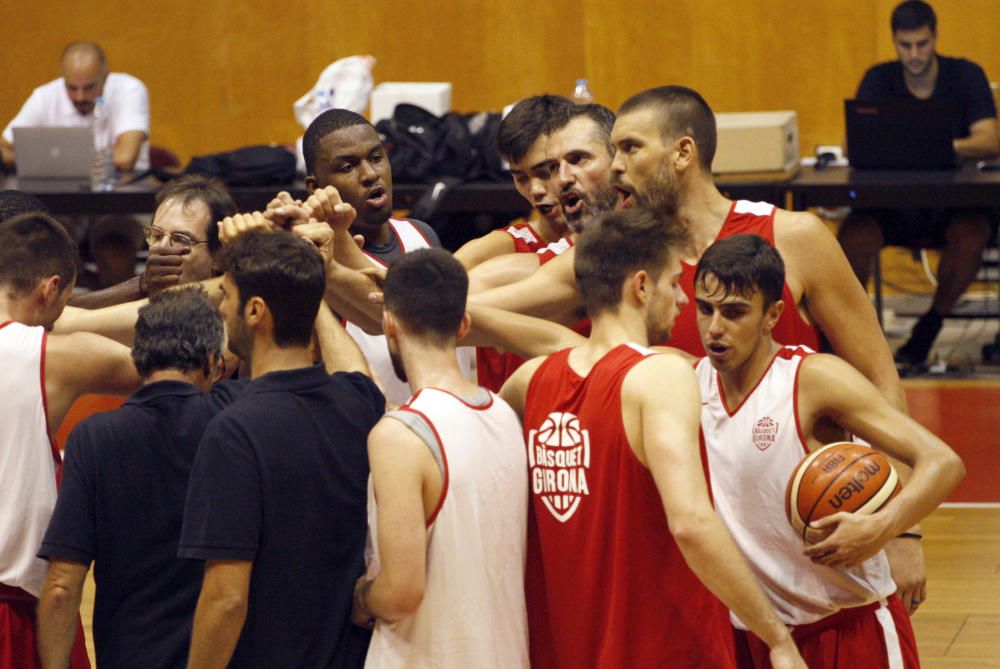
[12,126,94,180]
[845,98,958,170]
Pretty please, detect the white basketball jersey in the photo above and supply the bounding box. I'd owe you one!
[345,219,475,406]
[696,346,896,627]
[365,388,529,669]
[0,322,60,597]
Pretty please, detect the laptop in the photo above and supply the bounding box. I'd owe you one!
[13,126,94,189]
[845,98,958,170]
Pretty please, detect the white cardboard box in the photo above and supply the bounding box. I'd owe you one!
[370,82,452,124]
[713,111,799,175]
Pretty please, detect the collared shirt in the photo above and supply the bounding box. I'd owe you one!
[39,378,247,669]
[180,365,384,669]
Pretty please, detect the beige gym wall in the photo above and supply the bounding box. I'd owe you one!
[3,0,996,164]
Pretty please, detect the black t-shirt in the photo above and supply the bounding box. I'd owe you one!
[856,55,997,139]
[364,218,440,265]
[179,365,384,669]
[39,379,247,669]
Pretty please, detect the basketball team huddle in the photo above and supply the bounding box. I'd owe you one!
[2,85,964,669]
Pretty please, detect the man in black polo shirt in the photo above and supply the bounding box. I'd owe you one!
[36,286,243,668]
[180,229,383,668]
[837,0,999,370]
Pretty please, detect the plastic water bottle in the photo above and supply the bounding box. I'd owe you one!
[90,96,115,192]
[572,79,594,104]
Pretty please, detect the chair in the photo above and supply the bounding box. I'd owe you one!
[149,145,181,170]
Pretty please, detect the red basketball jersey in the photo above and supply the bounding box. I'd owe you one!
[522,344,735,668]
[477,230,582,392]
[506,222,547,254]
[669,200,822,355]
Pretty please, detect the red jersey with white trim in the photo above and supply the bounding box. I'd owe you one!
[669,200,822,355]
[477,231,582,392]
[476,224,552,392]
[505,222,547,254]
[522,344,735,669]
[696,346,895,628]
[536,236,573,265]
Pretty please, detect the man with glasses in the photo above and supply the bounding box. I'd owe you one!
[70,175,237,309]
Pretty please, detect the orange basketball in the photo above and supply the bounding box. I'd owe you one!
[785,441,901,542]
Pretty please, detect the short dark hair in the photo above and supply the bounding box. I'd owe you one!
[694,234,785,309]
[892,1,937,34]
[496,95,574,163]
[303,108,373,176]
[618,85,718,171]
[575,207,691,316]
[568,103,616,156]
[217,230,325,348]
[155,175,236,254]
[384,248,468,342]
[0,213,77,295]
[0,190,49,223]
[131,286,224,378]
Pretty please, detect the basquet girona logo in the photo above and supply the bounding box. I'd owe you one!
[527,412,591,523]
[753,416,778,451]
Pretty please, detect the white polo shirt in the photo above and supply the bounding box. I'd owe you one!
[4,72,151,171]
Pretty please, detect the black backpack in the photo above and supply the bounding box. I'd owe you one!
[375,104,506,183]
[183,145,297,187]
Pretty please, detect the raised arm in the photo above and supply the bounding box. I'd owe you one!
[470,248,583,327]
[799,354,964,566]
[626,355,804,669]
[464,304,584,359]
[314,300,370,376]
[453,229,517,270]
[43,331,142,431]
[468,252,543,294]
[776,211,906,412]
[54,276,224,346]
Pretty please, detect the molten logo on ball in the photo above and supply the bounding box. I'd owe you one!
[828,461,883,510]
[528,412,591,523]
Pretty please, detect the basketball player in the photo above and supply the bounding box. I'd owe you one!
[499,207,805,669]
[453,95,572,271]
[266,108,477,407]
[472,85,927,612]
[351,249,529,668]
[0,212,141,668]
[463,100,618,290]
[692,234,964,668]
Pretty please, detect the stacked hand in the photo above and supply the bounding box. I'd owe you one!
[142,247,189,296]
[263,191,311,229]
[218,212,279,245]
[303,185,357,233]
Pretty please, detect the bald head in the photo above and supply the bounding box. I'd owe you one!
[60,41,107,116]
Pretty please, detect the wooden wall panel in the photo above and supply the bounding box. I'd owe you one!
[1,1,997,165]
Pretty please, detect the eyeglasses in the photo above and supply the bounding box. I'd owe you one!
[144,225,208,249]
